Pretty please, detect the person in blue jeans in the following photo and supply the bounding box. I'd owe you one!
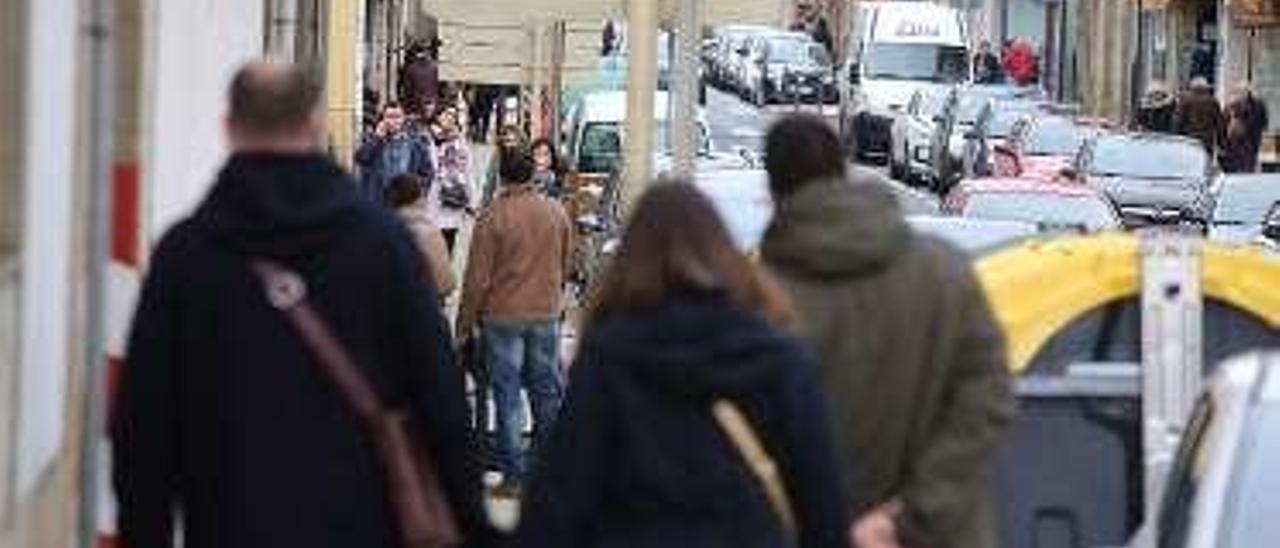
[457,145,573,490]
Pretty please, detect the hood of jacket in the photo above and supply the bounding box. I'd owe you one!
[587,297,798,400]
[761,170,911,278]
[192,152,363,259]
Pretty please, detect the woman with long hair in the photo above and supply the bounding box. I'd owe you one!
[530,137,565,199]
[517,182,848,548]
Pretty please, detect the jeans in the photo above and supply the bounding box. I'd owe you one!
[484,319,564,485]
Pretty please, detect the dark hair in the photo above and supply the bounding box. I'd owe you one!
[764,114,846,198]
[588,181,792,326]
[499,146,536,184]
[529,137,563,174]
[382,101,403,114]
[384,173,426,208]
[228,63,323,135]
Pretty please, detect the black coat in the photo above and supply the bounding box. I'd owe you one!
[517,298,849,548]
[111,153,494,548]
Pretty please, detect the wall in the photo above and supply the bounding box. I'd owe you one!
[0,0,85,544]
[144,0,266,243]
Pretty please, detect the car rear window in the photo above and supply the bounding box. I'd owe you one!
[964,191,1118,230]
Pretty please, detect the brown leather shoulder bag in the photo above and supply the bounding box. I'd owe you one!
[252,259,462,548]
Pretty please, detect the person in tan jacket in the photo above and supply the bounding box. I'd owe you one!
[458,146,572,490]
[385,173,457,299]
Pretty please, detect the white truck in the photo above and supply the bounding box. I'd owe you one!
[838,1,970,163]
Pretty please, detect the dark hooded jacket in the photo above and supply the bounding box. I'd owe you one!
[761,170,1015,548]
[517,297,848,548]
[111,153,494,548]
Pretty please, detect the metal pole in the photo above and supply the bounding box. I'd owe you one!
[620,0,659,213]
[671,0,701,177]
[79,0,116,546]
[269,0,299,61]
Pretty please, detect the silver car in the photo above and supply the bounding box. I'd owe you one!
[1143,351,1280,548]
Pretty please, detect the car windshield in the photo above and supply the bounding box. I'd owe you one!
[1025,120,1098,156]
[768,38,828,66]
[863,43,967,82]
[964,192,1118,230]
[579,122,622,173]
[957,92,994,124]
[1089,138,1208,179]
[989,110,1029,138]
[1213,178,1280,224]
[1226,406,1280,547]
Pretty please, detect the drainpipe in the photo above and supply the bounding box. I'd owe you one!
[269,0,299,61]
[78,0,115,546]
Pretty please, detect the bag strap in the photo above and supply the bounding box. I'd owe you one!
[251,259,386,424]
[712,399,798,541]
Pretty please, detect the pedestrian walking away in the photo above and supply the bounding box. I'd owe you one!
[1174,77,1225,155]
[1221,83,1271,173]
[760,115,1016,548]
[517,182,849,548]
[427,105,475,253]
[457,145,573,492]
[1137,82,1176,133]
[385,173,457,300]
[399,38,442,119]
[111,62,495,548]
[355,101,436,203]
[973,41,1002,84]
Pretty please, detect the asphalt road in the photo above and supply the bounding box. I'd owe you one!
[703,86,839,154]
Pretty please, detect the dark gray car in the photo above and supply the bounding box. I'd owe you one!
[1071,133,1215,228]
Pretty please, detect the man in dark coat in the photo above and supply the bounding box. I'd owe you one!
[111,62,494,548]
[1174,77,1225,154]
[1221,83,1271,173]
[1137,82,1176,133]
[399,39,441,118]
[760,115,1016,548]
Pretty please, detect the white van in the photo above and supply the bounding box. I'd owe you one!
[839,1,969,162]
[562,90,715,176]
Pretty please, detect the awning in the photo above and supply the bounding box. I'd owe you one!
[1233,0,1280,28]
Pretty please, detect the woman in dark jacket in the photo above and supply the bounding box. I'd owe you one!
[517,182,849,548]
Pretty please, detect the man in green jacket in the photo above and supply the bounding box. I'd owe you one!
[760,115,1016,548]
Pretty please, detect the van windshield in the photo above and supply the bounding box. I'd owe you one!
[863,43,967,82]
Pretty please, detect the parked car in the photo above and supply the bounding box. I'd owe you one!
[943,177,1122,231]
[1209,174,1280,246]
[1143,351,1280,548]
[708,25,770,90]
[889,85,951,184]
[995,116,1110,181]
[737,31,834,106]
[960,100,1043,179]
[928,86,1006,189]
[1068,133,1216,228]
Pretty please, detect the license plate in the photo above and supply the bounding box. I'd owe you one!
[799,85,814,95]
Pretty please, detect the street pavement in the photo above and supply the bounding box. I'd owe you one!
[703,86,838,154]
